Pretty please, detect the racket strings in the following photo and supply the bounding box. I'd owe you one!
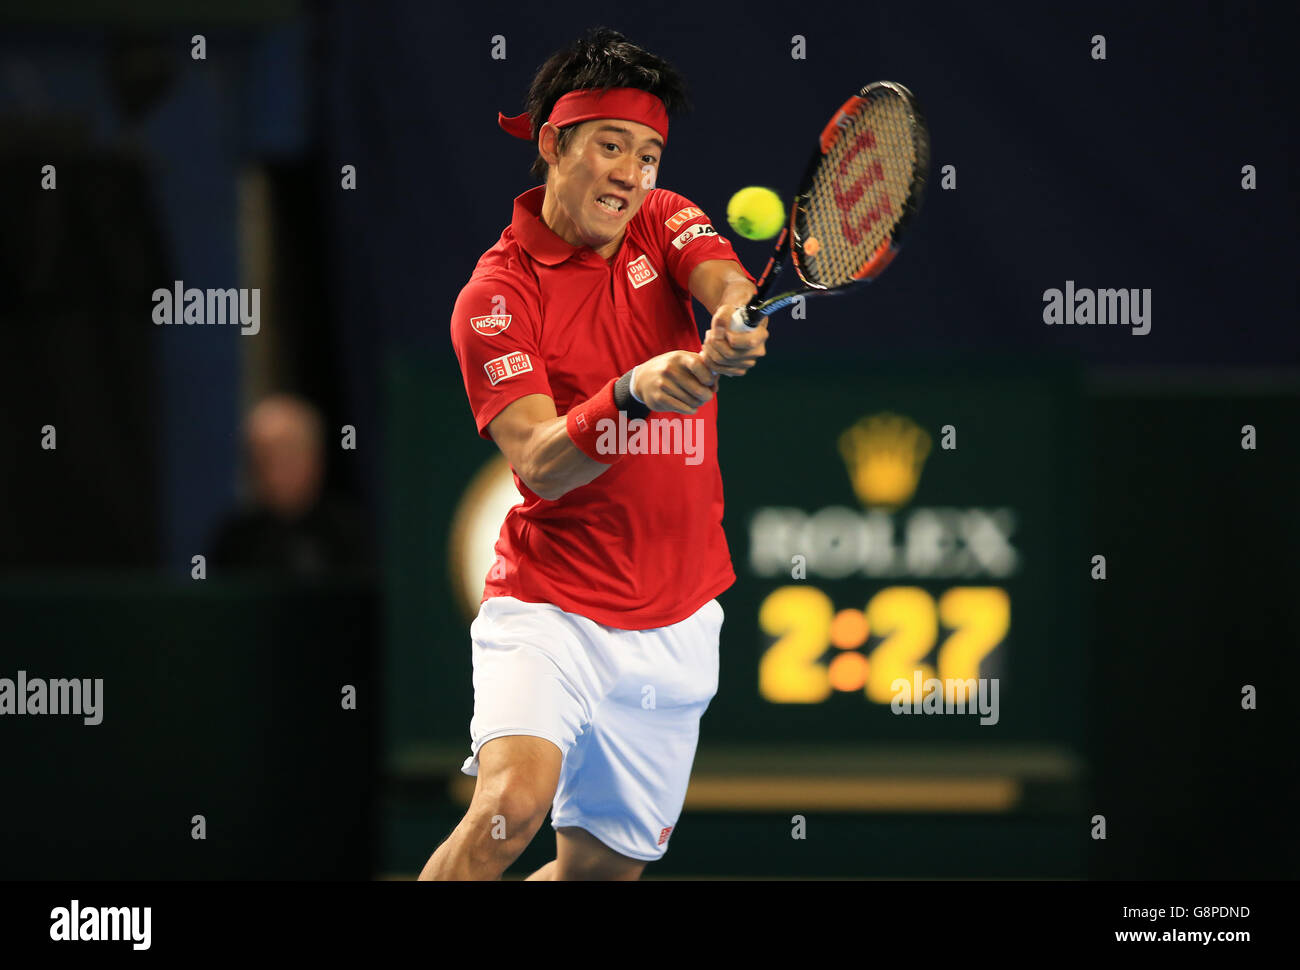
[802,93,919,285]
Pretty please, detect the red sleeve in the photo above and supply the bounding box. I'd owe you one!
[449,276,553,440]
[645,187,757,294]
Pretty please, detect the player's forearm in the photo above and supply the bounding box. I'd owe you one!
[716,279,757,315]
[518,416,610,501]
[510,356,711,499]
[689,260,757,317]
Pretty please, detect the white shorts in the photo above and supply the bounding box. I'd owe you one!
[460,595,723,862]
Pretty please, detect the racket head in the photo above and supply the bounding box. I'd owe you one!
[789,81,930,292]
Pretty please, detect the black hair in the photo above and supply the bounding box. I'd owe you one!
[523,27,690,182]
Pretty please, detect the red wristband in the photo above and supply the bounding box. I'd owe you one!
[565,377,623,464]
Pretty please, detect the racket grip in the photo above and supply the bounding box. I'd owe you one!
[729,306,757,333]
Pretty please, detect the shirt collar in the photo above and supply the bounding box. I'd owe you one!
[511,185,588,266]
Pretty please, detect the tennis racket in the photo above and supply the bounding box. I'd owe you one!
[729,81,930,332]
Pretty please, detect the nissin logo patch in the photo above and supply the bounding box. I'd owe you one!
[470,314,512,336]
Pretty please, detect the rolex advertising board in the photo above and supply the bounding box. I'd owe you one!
[705,365,1085,750]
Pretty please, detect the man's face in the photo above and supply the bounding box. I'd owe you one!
[543,118,663,259]
[248,409,323,519]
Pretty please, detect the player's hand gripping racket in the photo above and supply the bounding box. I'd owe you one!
[729,81,930,332]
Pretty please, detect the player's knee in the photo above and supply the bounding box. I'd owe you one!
[475,787,549,843]
[467,775,553,853]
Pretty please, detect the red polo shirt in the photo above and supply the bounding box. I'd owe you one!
[450,185,754,629]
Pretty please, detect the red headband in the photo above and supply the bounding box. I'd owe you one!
[498,87,669,145]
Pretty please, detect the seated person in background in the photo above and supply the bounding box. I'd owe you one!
[210,393,370,578]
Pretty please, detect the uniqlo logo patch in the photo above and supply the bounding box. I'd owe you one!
[574,412,588,431]
[664,206,703,232]
[470,314,512,336]
[627,254,658,289]
[657,826,673,846]
[483,351,533,385]
[671,223,717,250]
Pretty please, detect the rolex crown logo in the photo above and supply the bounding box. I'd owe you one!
[838,412,931,509]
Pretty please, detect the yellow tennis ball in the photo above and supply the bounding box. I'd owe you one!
[726,186,785,240]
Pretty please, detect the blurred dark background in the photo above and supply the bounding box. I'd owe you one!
[0,1,1295,879]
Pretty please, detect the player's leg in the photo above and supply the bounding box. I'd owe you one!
[547,599,723,870]
[523,860,557,880]
[555,825,647,880]
[418,734,561,880]
[421,596,610,880]
[523,826,647,880]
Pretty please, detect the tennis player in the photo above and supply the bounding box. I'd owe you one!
[420,27,768,881]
